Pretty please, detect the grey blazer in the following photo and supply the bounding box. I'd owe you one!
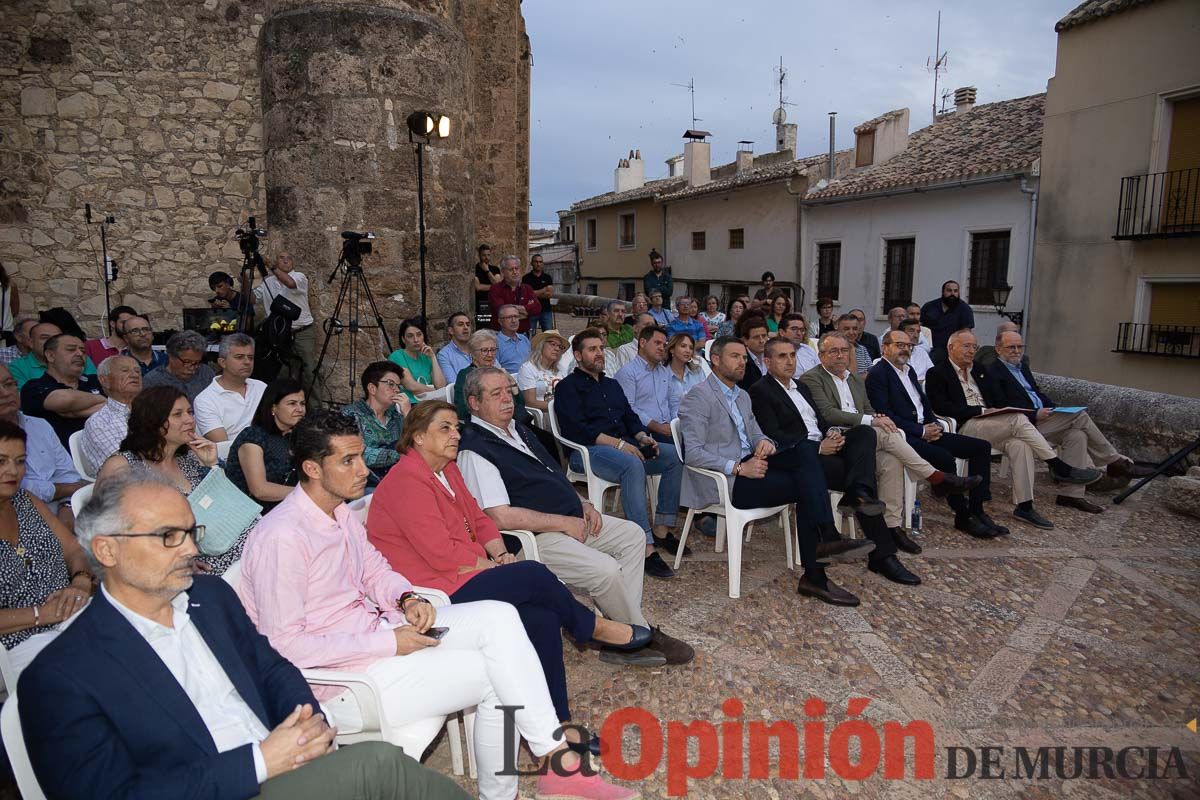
[800,363,875,428]
[677,373,771,509]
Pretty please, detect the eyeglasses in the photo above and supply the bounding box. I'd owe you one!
[106,525,205,548]
[124,327,152,336]
[377,379,401,390]
[476,347,498,355]
[888,343,915,351]
[176,357,203,368]
[1001,344,1025,351]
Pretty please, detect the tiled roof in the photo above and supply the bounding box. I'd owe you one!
[570,176,685,212]
[806,93,1044,201]
[1055,0,1159,32]
[854,108,905,135]
[656,151,838,202]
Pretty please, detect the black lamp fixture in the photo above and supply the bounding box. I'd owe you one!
[406,111,452,322]
[991,282,1023,328]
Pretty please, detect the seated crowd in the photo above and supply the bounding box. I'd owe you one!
[0,284,1136,800]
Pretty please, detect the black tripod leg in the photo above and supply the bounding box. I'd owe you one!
[1112,437,1200,504]
[356,272,394,354]
[313,264,353,401]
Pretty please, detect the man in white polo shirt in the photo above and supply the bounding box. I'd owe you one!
[254,252,316,388]
[194,333,267,443]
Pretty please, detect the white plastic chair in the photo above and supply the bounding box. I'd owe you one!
[2,695,47,800]
[70,483,93,512]
[548,399,659,518]
[0,642,14,703]
[669,419,792,599]
[703,339,714,362]
[504,529,540,562]
[67,431,95,482]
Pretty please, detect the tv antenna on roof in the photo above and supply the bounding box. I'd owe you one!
[925,10,949,123]
[773,56,797,124]
[671,77,701,130]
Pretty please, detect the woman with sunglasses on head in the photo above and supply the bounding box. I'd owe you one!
[0,420,93,675]
[225,378,306,513]
[97,385,248,576]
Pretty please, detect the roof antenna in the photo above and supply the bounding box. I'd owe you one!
[772,56,797,126]
[671,77,701,130]
[925,10,949,123]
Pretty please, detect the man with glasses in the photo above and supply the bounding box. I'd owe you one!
[984,330,1133,514]
[143,329,216,403]
[22,471,468,800]
[119,315,167,376]
[847,309,880,360]
[341,361,410,475]
[866,330,1005,539]
[494,304,530,373]
[927,329,1101,529]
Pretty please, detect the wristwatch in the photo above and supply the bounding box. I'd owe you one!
[397,591,430,611]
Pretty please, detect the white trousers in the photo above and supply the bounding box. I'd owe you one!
[331,600,562,800]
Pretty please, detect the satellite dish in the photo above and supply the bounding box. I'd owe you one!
[772,107,787,125]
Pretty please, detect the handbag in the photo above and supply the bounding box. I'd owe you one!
[188,467,262,556]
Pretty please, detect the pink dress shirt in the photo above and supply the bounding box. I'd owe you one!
[238,485,413,680]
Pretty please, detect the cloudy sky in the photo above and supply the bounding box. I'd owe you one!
[524,0,1079,226]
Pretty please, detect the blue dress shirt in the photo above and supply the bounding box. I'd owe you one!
[614,357,673,429]
[496,332,531,373]
[437,341,473,384]
[649,307,676,327]
[667,366,705,420]
[1003,360,1043,409]
[717,381,752,474]
[666,316,706,342]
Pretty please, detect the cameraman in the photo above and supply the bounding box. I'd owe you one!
[208,271,253,316]
[253,251,315,388]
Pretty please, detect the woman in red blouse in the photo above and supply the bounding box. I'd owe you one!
[367,401,650,747]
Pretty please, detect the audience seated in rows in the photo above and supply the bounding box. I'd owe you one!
[97,385,248,575]
[777,312,820,376]
[614,325,674,444]
[20,331,105,447]
[10,321,99,390]
[195,332,266,444]
[665,296,707,343]
[647,289,674,327]
[21,470,468,800]
[736,315,770,391]
[238,411,635,800]
[143,329,217,403]
[118,314,168,376]
[0,420,92,675]
[225,378,306,513]
[554,328,685,579]
[341,360,410,476]
[83,305,136,367]
[80,354,141,476]
[387,317,448,403]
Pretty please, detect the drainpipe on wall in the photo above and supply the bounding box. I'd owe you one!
[1019,176,1038,340]
[785,174,806,308]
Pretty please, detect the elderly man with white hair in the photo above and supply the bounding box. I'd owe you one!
[79,354,143,476]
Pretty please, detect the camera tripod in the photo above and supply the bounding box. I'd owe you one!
[313,252,393,405]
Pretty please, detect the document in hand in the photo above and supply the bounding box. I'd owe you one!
[976,407,1028,417]
[1052,406,1087,413]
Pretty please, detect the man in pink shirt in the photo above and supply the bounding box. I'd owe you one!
[238,410,637,800]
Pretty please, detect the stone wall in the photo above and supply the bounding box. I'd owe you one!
[0,0,530,368]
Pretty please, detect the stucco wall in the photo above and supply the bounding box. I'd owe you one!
[802,180,1035,344]
[1030,0,1200,396]
[663,182,800,289]
[576,197,662,283]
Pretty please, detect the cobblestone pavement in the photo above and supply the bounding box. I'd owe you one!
[423,471,1200,799]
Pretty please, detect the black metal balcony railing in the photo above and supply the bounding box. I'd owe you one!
[1113,323,1200,358]
[1114,167,1200,239]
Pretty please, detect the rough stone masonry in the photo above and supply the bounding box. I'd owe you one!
[0,0,530,379]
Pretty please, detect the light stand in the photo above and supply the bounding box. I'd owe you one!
[406,111,451,324]
[85,203,118,323]
[991,283,1023,329]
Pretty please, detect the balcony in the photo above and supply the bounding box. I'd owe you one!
[1113,167,1200,239]
[1113,322,1200,358]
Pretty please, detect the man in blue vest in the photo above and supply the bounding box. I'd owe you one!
[456,367,694,667]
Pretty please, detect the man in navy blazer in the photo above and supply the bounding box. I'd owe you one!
[865,330,1005,539]
[18,472,467,800]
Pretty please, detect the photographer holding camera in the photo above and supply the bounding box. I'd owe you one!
[253,251,316,386]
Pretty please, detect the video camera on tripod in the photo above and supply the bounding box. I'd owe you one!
[235,216,269,277]
[336,230,376,273]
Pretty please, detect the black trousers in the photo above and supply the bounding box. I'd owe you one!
[905,430,992,513]
[730,444,830,571]
[817,426,878,499]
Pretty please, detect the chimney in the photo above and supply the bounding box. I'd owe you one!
[613,149,645,193]
[773,107,796,156]
[665,153,684,177]
[683,129,712,188]
[954,86,977,115]
[735,141,754,174]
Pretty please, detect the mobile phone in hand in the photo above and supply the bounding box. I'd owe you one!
[424,627,449,640]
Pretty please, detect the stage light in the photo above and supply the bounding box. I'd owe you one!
[407,111,451,140]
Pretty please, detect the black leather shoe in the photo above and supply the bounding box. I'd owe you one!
[598,647,667,667]
[1013,506,1054,529]
[655,531,692,556]
[600,624,653,651]
[868,555,921,586]
[1050,464,1103,485]
[975,511,1009,536]
[797,575,860,606]
[649,627,695,665]
[954,513,1002,539]
[1056,494,1105,514]
[815,537,875,562]
[931,473,983,497]
[891,526,923,554]
[644,552,675,579]
[1106,456,1134,478]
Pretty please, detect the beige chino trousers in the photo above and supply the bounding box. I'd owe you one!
[1035,410,1121,498]
[874,428,936,528]
[960,413,1058,505]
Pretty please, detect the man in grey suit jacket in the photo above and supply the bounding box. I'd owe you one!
[678,336,859,606]
[800,332,978,551]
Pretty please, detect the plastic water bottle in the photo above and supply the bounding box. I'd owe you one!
[911,499,923,536]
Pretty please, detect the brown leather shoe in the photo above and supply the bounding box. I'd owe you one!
[1056,494,1105,514]
[1106,457,1134,478]
[649,627,695,665]
[797,575,860,606]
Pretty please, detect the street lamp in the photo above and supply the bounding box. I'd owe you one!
[991,282,1023,328]
[406,111,451,323]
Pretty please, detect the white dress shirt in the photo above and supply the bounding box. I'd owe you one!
[888,360,926,420]
[254,270,314,328]
[776,378,821,442]
[102,585,271,783]
[457,415,539,509]
[907,345,934,381]
[791,342,820,378]
[822,366,872,426]
[193,377,267,439]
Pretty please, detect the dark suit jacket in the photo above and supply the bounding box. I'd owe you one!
[859,330,882,360]
[19,576,317,800]
[984,358,1056,420]
[737,353,765,392]
[864,359,935,438]
[925,359,994,427]
[748,374,828,447]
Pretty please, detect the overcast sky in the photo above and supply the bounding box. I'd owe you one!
[524,0,1079,227]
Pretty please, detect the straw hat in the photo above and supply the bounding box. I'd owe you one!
[529,329,569,353]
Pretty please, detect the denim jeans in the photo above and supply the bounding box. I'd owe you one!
[571,442,682,543]
[529,309,554,334]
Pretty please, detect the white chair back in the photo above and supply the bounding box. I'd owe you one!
[2,696,48,800]
[68,431,95,482]
[70,483,93,512]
